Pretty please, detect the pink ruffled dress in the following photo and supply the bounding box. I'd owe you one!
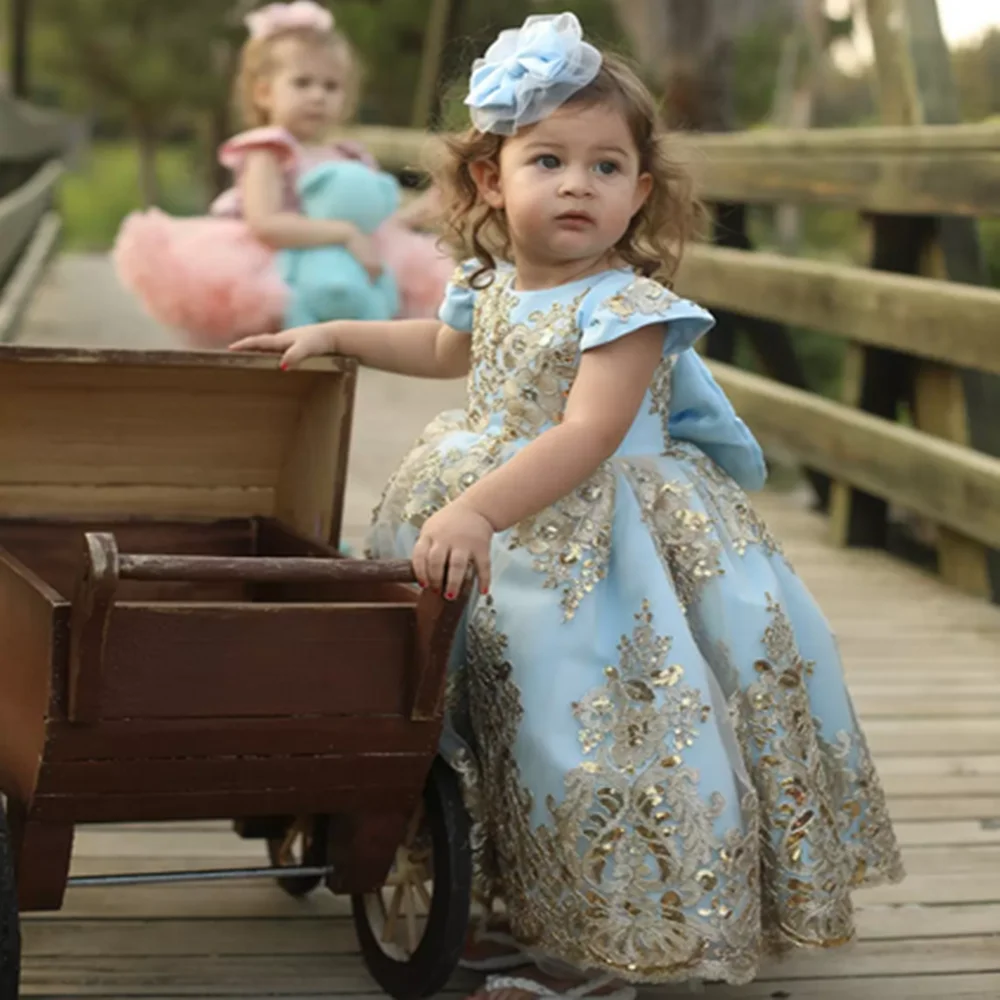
[112,127,453,347]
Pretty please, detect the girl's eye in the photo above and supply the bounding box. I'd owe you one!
[535,154,561,170]
[595,160,619,176]
[293,77,311,89]
[324,80,340,93]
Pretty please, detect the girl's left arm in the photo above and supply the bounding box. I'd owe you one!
[462,325,665,529]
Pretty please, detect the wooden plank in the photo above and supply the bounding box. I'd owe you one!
[0,159,62,280]
[19,917,1000,973]
[345,121,1000,216]
[676,244,1000,375]
[93,602,412,720]
[864,719,1000,756]
[0,210,61,344]
[0,97,76,161]
[19,947,1000,995]
[708,362,1000,550]
[0,354,353,523]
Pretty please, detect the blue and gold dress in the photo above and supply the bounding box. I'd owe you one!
[367,262,904,986]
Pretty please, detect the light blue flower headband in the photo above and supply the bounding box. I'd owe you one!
[465,12,603,136]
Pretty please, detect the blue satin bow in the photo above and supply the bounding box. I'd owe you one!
[464,13,602,135]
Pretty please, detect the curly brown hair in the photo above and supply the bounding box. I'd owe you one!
[235,26,360,128]
[433,53,702,288]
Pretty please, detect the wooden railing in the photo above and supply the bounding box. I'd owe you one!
[0,95,78,343]
[346,120,1000,601]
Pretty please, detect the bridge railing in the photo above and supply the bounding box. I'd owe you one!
[347,122,1000,601]
[0,94,79,343]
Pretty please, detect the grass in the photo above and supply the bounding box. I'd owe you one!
[58,140,209,251]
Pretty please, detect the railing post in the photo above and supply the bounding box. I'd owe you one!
[837,0,998,600]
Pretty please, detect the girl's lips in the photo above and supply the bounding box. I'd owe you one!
[555,212,595,225]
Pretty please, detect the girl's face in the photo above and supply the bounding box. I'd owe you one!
[255,38,348,140]
[472,101,652,277]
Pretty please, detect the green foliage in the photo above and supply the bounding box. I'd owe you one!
[335,0,625,127]
[58,141,206,251]
[953,29,1000,122]
[29,0,229,128]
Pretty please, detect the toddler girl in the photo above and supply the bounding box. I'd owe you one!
[233,13,904,999]
[114,1,451,346]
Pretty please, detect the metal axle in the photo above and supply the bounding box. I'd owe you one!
[68,863,335,888]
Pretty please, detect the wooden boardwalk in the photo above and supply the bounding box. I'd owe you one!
[13,256,1000,998]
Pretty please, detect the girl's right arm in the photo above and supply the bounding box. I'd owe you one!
[230,318,471,380]
[241,150,381,275]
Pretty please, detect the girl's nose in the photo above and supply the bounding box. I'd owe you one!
[559,166,594,197]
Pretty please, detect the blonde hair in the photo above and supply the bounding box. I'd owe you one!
[434,53,701,287]
[235,25,360,127]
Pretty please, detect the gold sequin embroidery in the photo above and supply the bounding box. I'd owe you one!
[603,275,680,320]
[624,460,724,609]
[466,599,762,985]
[508,466,615,621]
[736,596,904,948]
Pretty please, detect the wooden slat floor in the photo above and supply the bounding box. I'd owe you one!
[17,491,1000,999]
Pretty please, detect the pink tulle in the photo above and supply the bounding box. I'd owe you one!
[375,221,455,320]
[112,209,288,348]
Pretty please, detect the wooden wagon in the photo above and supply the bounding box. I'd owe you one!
[0,346,471,999]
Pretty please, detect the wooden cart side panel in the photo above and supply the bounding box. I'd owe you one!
[96,602,415,720]
[33,750,429,798]
[0,548,64,804]
[275,367,357,546]
[26,784,425,826]
[42,714,439,761]
[0,356,353,535]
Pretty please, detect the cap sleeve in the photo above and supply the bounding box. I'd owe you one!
[219,127,300,172]
[437,259,480,333]
[580,273,714,355]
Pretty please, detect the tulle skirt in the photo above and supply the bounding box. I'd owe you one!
[113,209,455,347]
[112,210,288,348]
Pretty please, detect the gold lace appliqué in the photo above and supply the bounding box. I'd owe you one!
[624,461,724,609]
[603,276,679,320]
[737,596,904,949]
[508,466,616,621]
[467,599,762,985]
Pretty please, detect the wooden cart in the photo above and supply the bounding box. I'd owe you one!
[0,346,471,1000]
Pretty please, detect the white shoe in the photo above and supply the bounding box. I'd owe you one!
[482,973,637,1000]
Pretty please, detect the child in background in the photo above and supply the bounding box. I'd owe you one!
[114,1,451,346]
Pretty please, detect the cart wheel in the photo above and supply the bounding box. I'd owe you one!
[0,802,20,999]
[352,757,471,1000]
[266,816,327,898]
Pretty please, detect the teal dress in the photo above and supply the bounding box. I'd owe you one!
[367,263,904,987]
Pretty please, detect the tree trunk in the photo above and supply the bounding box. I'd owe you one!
[773,0,827,253]
[134,122,160,208]
[9,0,31,97]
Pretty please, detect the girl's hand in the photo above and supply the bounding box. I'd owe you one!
[229,323,338,369]
[347,229,383,280]
[412,499,494,599]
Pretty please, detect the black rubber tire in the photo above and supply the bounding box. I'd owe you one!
[352,757,472,1000]
[266,816,327,898]
[0,802,20,1000]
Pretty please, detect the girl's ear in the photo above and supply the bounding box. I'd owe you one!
[631,172,653,216]
[253,77,272,119]
[469,159,504,210]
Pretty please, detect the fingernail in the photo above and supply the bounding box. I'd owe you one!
[445,592,455,601]
[279,362,287,370]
